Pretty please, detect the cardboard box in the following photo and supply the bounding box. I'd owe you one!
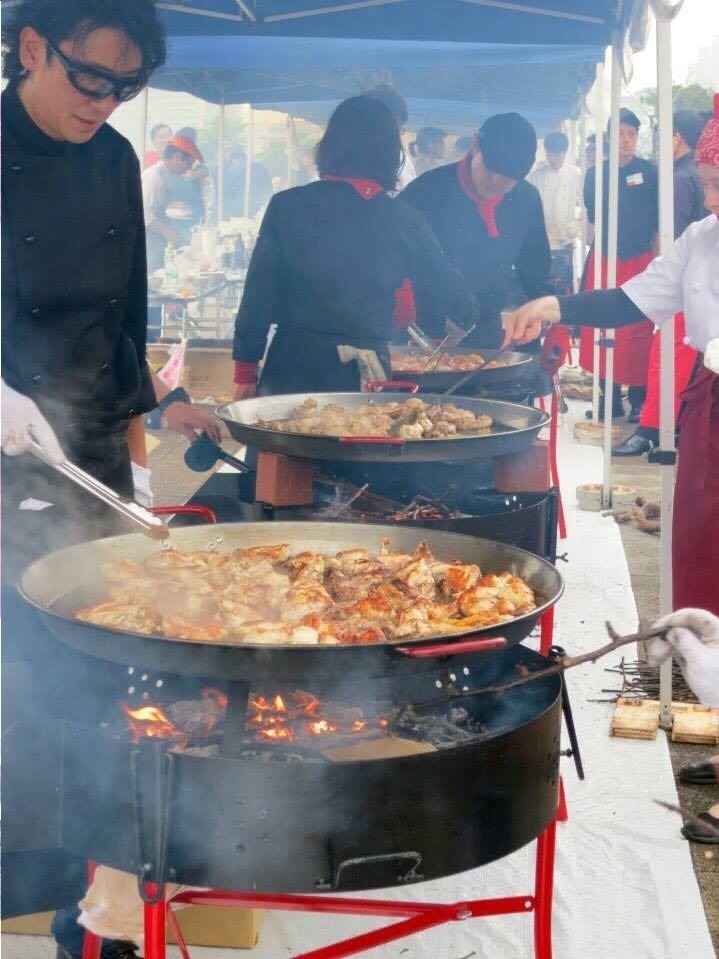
[2,906,263,949]
[492,439,550,493]
[147,344,234,403]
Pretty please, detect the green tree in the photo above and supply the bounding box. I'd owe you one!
[638,82,713,118]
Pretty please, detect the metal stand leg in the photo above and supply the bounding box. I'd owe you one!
[549,391,567,540]
[534,817,557,959]
[167,905,192,959]
[143,885,167,959]
[540,607,555,656]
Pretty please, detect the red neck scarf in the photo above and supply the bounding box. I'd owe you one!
[322,175,383,200]
[456,154,502,238]
[695,93,719,168]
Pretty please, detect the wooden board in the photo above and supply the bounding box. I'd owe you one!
[671,703,719,745]
[611,698,719,744]
[322,736,437,762]
[611,698,660,740]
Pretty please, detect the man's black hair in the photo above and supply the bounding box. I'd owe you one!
[2,0,166,83]
[150,122,171,141]
[673,110,704,151]
[544,131,569,154]
[316,95,403,192]
[363,83,408,128]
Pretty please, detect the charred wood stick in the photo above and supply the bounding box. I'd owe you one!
[400,622,668,715]
[654,800,719,840]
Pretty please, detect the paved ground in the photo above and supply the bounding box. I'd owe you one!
[147,411,718,955]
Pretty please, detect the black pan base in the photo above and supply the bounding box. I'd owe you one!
[4,646,561,893]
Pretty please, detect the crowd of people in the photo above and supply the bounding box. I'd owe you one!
[1,1,718,956]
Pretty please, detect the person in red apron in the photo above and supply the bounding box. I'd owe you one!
[614,111,706,455]
[578,108,658,420]
[503,96,719,843]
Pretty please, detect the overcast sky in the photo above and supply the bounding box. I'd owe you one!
[628,0,719,90]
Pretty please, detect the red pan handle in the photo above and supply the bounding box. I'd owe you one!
[338,435,406,445]
[365,380,419,393]
[396,636,507,658]
[150,505,217,524]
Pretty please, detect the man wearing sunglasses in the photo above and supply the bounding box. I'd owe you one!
[1,4,174,959]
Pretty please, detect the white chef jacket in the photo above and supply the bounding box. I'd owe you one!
[621,213,719,353]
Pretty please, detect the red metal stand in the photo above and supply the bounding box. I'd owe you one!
[81,794,563,959]
[539,607,555,657]
[548,390,567,540]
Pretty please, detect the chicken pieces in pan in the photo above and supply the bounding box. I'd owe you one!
[257,396,493,440]
[75,536,536,647]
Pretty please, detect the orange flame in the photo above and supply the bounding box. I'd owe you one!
[121,702,186,745]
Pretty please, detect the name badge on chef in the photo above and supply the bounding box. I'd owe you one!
[626,172,644,187]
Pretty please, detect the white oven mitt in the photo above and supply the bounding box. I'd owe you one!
[704,338,719,374]
[647,608,719,707]
[1,379,64,464]
[131,462,154,509]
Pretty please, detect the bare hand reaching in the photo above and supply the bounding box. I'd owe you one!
[502,296,561,347]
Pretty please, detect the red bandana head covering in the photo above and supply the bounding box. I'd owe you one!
[456,154,502,237]
[695,93,719,168]
[322,175,383,199]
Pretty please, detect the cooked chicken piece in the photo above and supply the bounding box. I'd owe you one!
[161,615,229,643]
[327,567,385,603]
[287,551,326,584]
[300,612,343,645]
[108,580,162,605]
[398,422,424,439]
[341,583,406,622]
[231,544,291,566]
[232,620,296,645]
[337,623,388,645]
[155,588,219,621]
[76,601,158,635]
[145,550,214,573]
[457,584,502,616]
[393,557,436,598]
[394,604,430,637]
[219,599,261,630]
[283,585,333,623]
[430,561,481,594]
[101,559,144,582]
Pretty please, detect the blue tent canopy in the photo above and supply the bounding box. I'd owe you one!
[151,35,601,127]
[157,0,637,48]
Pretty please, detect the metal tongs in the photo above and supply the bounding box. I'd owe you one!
[408,319,477,372]
[28,439,170,540]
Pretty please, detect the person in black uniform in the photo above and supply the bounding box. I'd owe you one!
[578,108,658,420]
[398,112,553,350]
[232,95,475,399]
[0,4,204,957]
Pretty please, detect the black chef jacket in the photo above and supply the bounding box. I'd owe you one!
[673,152,706,239]
[1,84,156,582]
[583,155,658,260]
[399,162,553,348]
[233,179,475,393]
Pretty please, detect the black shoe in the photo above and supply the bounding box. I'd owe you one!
[627,408,642,424]
[679,758,719,785]
[56,941,141,959]
[681,810,719,844]
[585,402,624,421]
[612,432,654,457]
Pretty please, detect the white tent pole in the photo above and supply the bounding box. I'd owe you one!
[591,61,605,422]
[579,107,588,271]
[244,104,255,219]
[655,8,679,728]
[217,98,226,225]
[602,37,621,509]
[287,114,296,189]
[140,86,149,160]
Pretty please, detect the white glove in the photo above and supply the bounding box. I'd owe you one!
[704,337,719,374]
[647,608,719,707]
[131,462,154,509]
[1,379,64,465]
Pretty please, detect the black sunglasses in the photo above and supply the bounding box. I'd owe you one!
[46,40,146,103]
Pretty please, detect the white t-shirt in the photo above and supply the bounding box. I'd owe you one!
[621,214,719,352]
[527,161,582,250]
